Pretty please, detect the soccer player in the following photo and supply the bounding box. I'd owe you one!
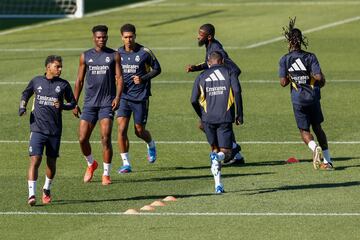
[116,23,161,173]
[19,55,76,206]
[186,23,244,165]
[73,25,123,185]
[191,51,244,193]
[279,18,333,170]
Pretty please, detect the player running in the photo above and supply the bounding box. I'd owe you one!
[279,18,333,170]
[19,55,76,206]
[191,51,244,193]
[116,23,161,174]
[73,25,123,185]
[186,23,244,165]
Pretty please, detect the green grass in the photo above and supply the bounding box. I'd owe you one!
[1,0,360,239]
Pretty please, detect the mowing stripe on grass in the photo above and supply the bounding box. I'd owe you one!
[1,140,360,144]
[1,211,360,216]
[245,15,360,49]
[0,0,165,36]
[153,1,360,7]
[1,80,360,85]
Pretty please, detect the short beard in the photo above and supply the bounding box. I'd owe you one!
[198,38,208,47]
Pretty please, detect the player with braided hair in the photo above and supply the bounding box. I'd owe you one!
[279,18,333,170]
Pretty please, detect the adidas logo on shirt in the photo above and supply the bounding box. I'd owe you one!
[205,69,226,82]
[288,58,307,72]
[88,59,94,63]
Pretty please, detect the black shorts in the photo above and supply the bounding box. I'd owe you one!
[293,102,324,131]
[117,99,149,125]
[29,132,61,158]
[203,122,233,149]
[81,106,114,125]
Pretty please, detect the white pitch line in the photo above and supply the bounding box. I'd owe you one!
[1,140,360,145]
[0,0,165,36]
[1,211,360,216]
[245,16,360,49]
[1,80,360,85]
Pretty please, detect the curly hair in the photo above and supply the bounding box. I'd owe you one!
[283,17,308,50]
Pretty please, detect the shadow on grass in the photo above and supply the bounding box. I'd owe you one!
[148,10,224,27]
[50,191,217,206]
[242,156,357,168]
[244,181,360,195]
[105,172,274,184]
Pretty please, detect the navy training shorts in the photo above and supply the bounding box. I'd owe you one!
[29,132,61,158]
[117,99,149,125]
[293,101,324,131]
[81,106,114,125]
[203,122,233,149]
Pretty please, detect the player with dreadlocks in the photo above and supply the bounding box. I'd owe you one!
[278,17,333,170]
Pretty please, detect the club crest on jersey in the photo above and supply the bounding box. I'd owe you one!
[55,86,61,93]
[37,86,42,93]
[105,57,110,63]
[135,55,140,62]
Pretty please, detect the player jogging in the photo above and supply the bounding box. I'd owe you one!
[19,55,76,206]
[191,51,244,193]
[186,23,244,165]
[116,23,161,173]
[279,18,333,170]
[73,25,123,185]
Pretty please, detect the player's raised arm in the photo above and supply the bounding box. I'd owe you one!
[112,51,123,111]
[73,53,86,117]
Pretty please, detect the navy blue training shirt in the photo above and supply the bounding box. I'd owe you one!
[279,50,322,106]
[202,39,241,76]
[191,64,243,124]
[20,75,76,136]
[118,43,161,101]
[83,47,117,107]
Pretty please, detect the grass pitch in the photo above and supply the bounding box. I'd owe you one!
[1,0,360,239]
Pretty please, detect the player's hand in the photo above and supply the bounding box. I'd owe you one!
[198,120,205,132]
[185,65,194,73]
[112,97,120,111]
[235,115,243,125]
[18,108,26,116]
[133,75,142,84]
[72,105,81,118]
[53,100,60,109]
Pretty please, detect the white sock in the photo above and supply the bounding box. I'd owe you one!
[103,163,111,176]
[121,153,130,166]
[28,180,36,198]
[308,140,317,152]
[84,154,94,166]
[147,140,155,149]
[323,149,332,164]
[43,176,53,190]
[232,142,237,149]
[211,160,222,187]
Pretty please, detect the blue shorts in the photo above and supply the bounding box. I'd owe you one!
[293,102,324,131]
[81,106,114,125]
[203,122,233,149]
[117,99,149,125]
[29,132,61,158]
